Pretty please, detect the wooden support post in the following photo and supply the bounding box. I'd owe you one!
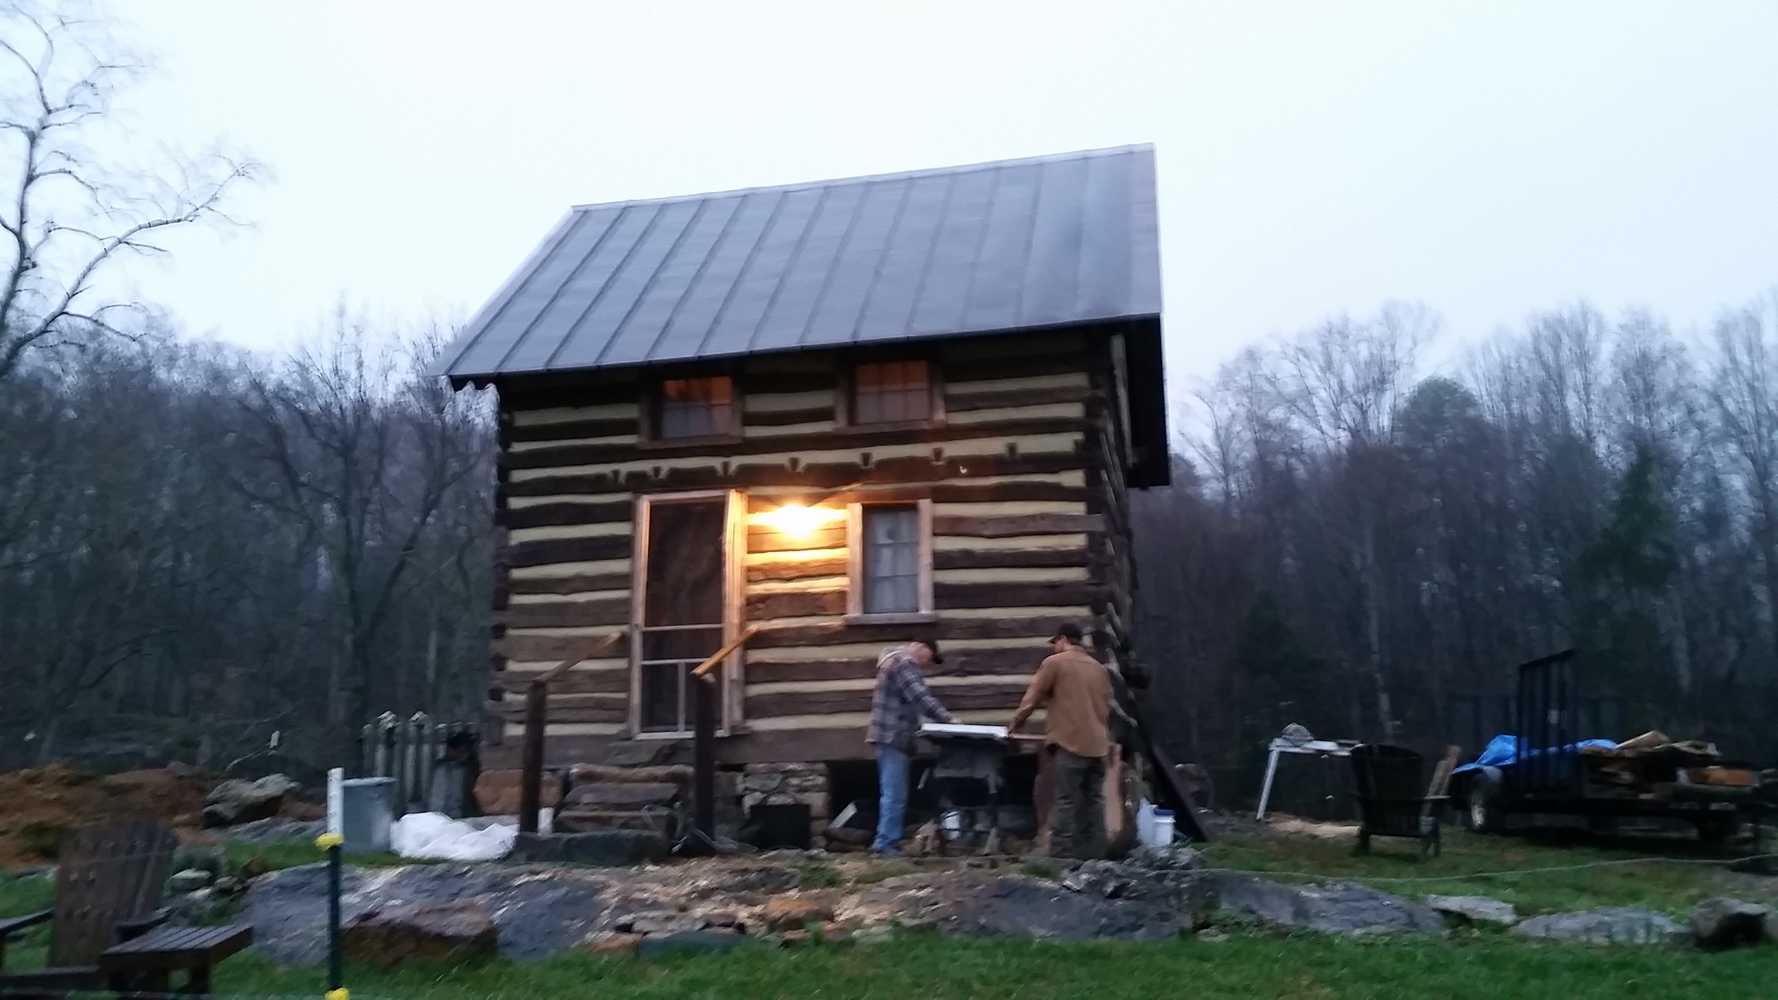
[693,676,717,847]
[519,681,547,834]
[686,626,756,853]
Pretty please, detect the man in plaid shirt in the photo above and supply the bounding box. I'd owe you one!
[866,638,956,855]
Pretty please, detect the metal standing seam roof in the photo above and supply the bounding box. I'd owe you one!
[437,144,1162,382]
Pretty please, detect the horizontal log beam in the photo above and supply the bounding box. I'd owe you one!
[932,513,1105,537]
[506,453,1086,497]
[745,590,847,620]
[496,632,631,662]
[933,582,1098,609]
[747,525,846,554]
[505,417,639,443]
[744,405,835,427]
[744,648,1045,684]
[492,670,630,695]
[495,598,631,629]
[932,547,1089,570]
[747,557,848,583]
[491,699,627,724]
[503,501,634,530]
[505,536,632,568]
[746,683,1025,719]
[750,617,1056,649]
[502,417,1084,470]
[946,386,1094,412]
[745,483,1088,511]
[737,371,831,394]
[941,353,1091,384]
[508,572,632,595]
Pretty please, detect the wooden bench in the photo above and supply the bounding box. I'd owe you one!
[102,924,253,996]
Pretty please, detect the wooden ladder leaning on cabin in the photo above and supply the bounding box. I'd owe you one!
[518,626,760,846]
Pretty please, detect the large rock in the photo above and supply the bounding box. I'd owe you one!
[242,863,612,963]
[845,870,1195,940]
[172,844,228,876]
[1425,895,1519,928]
[1209,875,1445,936]
[1690,897,1771,949]
[201,774,297,827]
[342,901,498,967]
[1511,907,1688,946]
[761,896,835,932]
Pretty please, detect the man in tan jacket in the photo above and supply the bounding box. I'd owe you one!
[1009,623,1112,859]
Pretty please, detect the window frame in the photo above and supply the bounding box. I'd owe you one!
[643,373,742,446]
[838,358,945,430]
[628,489,746,738]
[846,498,935,624]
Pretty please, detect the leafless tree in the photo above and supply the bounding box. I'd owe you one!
[0,0,258,382]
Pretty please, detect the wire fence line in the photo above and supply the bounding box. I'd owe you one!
[5,845,1776,883]
[1185,850,1778,885]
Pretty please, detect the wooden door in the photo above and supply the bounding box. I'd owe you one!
[635,494,735,734]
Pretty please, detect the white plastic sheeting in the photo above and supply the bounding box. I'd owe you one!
[389,809,552,861]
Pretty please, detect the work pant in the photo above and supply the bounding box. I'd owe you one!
[1050,748,1107,859]
[873,744,911,853]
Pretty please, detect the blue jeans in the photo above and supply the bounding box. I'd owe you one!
[873,744,910,853]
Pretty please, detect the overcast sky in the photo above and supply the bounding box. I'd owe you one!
[114,0,1778,388]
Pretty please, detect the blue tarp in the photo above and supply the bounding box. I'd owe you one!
[1451,733,1618,775]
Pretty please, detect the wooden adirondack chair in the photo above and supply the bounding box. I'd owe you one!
[0,820,177,996]
[1349,744,1446,858]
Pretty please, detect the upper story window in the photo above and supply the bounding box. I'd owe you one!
[655,376,737,440]
[852,360,935,425]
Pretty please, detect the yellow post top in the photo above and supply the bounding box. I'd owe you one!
[325,989,350,1000]
[314,832,345,850]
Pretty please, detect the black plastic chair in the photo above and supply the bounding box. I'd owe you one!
[1349,744,1444,858]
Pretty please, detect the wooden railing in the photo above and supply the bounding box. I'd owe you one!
[517,626,758,840]
[518,633,623,834]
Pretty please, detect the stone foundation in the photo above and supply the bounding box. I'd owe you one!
[740,763,829,844]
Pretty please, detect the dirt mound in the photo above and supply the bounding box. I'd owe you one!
[0,764,213,869]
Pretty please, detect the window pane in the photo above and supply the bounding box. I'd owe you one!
[658,377,734,439]
[644,501,725,626]
[639,662,681,732]
[853,361,930,425]
[862,506,920,613]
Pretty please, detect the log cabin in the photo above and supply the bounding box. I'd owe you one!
[437,144,1169,835]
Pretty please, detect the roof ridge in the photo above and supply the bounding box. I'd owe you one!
[568,143,1155,213]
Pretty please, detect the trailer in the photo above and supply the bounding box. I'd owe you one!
[1449,650,1774,842]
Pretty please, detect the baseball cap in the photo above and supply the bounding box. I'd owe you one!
[915,637,944,663]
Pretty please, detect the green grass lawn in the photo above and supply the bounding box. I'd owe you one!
[5,828,1773,999]
[204,933,1772,1000]
[1197,826,1752,916]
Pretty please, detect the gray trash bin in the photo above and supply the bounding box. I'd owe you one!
[341,777,396,853]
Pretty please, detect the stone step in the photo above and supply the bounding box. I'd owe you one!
[564,781,682,809]
[568,764,694,788]
[555,808,676,838]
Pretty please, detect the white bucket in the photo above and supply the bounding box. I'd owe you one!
[1143,808,1176,848]
[1136,799,1156,846]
